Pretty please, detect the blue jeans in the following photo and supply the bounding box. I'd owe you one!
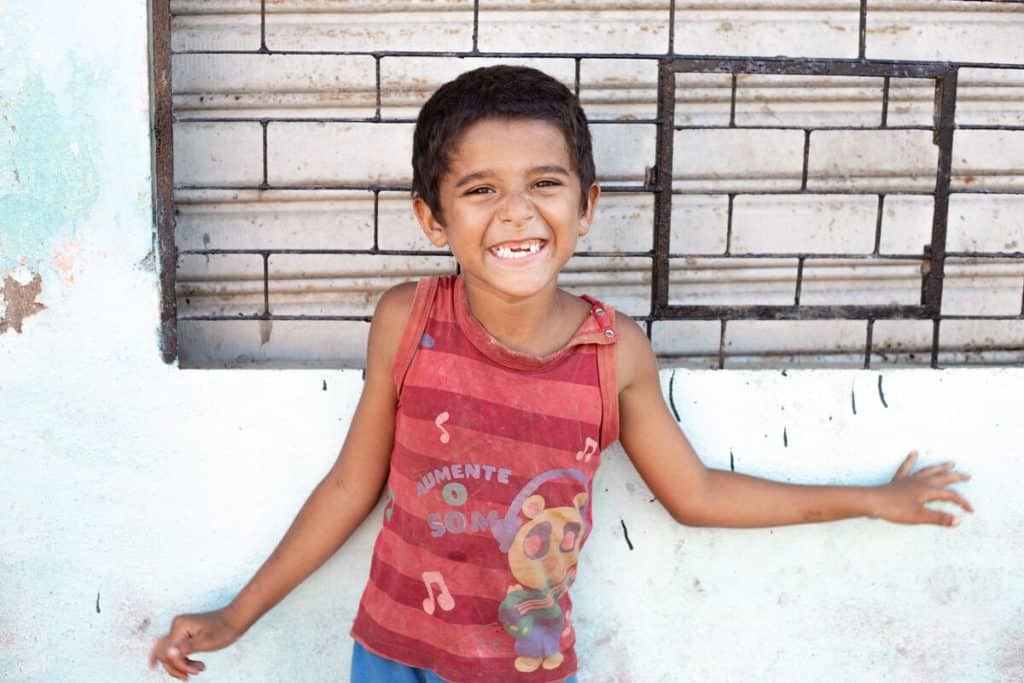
[350,641,579,682]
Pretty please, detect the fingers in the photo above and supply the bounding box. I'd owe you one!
[919,507,959,527]
[894,450,918,478]
[925,488,974,514]
[934,471,972,488]
[167,645,206,679]
[914,460,956,477]
[150,633,206,681]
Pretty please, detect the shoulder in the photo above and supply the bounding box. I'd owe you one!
[366,280,420,374]
[612,310,656,394]
[373,280,418,326]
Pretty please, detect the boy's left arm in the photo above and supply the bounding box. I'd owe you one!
[613,314,972,528]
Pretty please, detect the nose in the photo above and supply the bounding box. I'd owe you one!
[498,191,534,226]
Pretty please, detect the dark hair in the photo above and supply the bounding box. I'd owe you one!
[411,65,596,223]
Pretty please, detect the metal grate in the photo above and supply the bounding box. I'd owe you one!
[152,0,1024,368]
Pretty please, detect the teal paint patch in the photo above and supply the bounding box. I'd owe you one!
[0,73,100,272]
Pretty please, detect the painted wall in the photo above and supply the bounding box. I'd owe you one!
[1,1,1021,681]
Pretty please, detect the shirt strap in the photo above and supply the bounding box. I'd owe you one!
[582,295,620,449]
[390,276,440,397]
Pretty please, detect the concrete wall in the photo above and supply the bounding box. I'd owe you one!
[1,1,1021,681]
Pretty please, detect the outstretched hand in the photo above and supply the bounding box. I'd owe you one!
[873,451,973,526]
[149,608,245,681]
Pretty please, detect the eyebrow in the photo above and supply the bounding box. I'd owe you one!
[452,165,572,189]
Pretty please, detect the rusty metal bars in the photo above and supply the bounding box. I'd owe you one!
[154,0,1024,368]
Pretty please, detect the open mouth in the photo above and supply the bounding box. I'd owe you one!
[488,239,546,261]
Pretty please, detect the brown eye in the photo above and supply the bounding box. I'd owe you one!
[560,522,581,552]
[523,522,552,560]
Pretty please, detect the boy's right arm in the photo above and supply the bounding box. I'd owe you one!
[149,283,417,681]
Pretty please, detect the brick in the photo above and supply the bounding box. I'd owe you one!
[877,195,933,256]
[957,69,1024,127]
[674,72,733,127]
[952,130,1024,192]
[578,60,658,122]
[559,257,651,316]
[178,319,371,368]
[376,191,440,252]
[937,319,1024,366]
[866,0,1024,64]
[172,54,377,119]
[651,320,722,367]
[170,1,262,52]
[947,195,1024,253]
[799,259,922,306]
[673,129,806,192]
[175,190,376,251]
[669,258,799,306]
[592,123,657,184]
[807,130,938,192]
[731,195,878,255]
[941,259,1024,317]
[478,3,670,54]
[884,78,935,127]
[734,74,884,128]
[870,320,934,367]
[580,193,654,253]
[815,71,1021,129]
[670,195,729,255]
[674,2,860,59]
[176,253,266,317]
[173,122,264,186]
[266,1,475,52]
[267,254,454,316]
[381,57,575,119]
[267,122,415,186]
[723,319,868,368]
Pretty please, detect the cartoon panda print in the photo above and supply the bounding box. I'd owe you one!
[498,491,587,673]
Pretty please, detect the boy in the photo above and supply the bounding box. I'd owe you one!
[150,65,971,682]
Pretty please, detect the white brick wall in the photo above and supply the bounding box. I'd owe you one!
[169,1,1024,368]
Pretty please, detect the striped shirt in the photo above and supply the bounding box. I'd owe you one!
[351,275,619,682]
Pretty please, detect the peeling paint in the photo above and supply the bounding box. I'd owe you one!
[0,272,44,333]
[51,238,83,284]
[135,248,156,272]
[0,73,100,273]
[259,318,273,345]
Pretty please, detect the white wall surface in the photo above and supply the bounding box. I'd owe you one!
[1,1,1022,682]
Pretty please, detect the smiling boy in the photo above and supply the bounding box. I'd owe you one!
[151,65,972,683]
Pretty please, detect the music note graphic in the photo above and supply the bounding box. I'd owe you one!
[421,570,456,615]
[575,437,598,463]
[435,412,451,444]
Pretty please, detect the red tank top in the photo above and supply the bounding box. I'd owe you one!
[351,275,618,682]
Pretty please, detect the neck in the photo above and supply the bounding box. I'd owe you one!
[460,276,574,357]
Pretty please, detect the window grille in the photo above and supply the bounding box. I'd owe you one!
[152,0,1024,368]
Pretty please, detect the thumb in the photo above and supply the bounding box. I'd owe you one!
[166,637,207,674]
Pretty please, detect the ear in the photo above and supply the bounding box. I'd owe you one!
[522,495,546,519]
[577,183,600,237]
[413,197,448,248]
[573,492,588,513]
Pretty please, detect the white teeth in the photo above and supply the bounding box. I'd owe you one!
[491,240,542,260]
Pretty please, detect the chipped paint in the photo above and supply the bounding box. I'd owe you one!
[51,238,83,284]
[0,74,99,274]
[0,271,44,333]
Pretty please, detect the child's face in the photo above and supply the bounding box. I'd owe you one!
[414,117,600,303]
